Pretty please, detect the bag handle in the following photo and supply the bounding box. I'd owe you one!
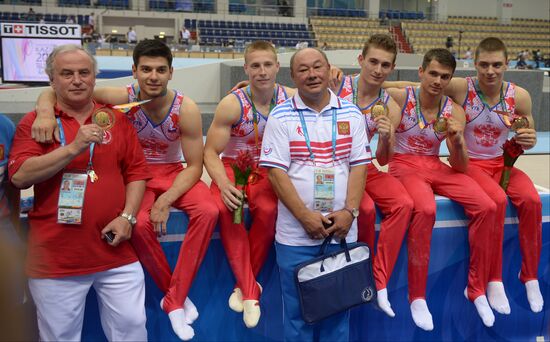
[318,233,352,262]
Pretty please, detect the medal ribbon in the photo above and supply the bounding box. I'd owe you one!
[57,117,96,179]
[245,85,277,152]
[294,100,337,162]
[113,99,152,113]
[474,79,512,126]
[415,87,443,130]
[352,75,384,113]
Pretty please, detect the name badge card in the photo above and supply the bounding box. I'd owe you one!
[57,172,88,224]
[313,167,335,213]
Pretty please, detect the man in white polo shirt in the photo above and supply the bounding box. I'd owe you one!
[259,47,370,341]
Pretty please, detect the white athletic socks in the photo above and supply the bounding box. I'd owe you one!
[377,288,396,317]
[243,299,261,328]
[184,297,199,324]
[228,287,244,313]
[487,281,511,314]
[410,299,434,331]
[161,298,195,341]
[525,280,544,313]
[473,295,495,327]
[464,288,495,327]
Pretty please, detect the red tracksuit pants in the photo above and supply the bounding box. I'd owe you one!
[210,165,277,300]
[131,163,218,313]
[358,163,412,290]
[467,157,542,283]
[389,154,496,302]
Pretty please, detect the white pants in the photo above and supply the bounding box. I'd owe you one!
[28,261,147,342]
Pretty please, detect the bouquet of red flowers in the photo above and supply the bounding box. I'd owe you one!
[231,150,255,224]
[499,138,524,191]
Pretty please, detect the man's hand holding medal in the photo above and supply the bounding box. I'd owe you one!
[371,101,392,141]
[511,117,536,149]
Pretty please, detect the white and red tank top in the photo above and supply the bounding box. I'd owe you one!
[337,74,390,141]
[462,77,516,159]
[125,85,184,164]
[222,84,288,163]
[394,86,453,156]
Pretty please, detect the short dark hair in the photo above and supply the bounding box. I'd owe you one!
[475,37,508,62]
[361,34,397,63]
[422,48,456,72]
[289,47,329,76]
[132,39,173,67]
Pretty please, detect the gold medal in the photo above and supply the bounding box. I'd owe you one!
[371,101,388,119]
[511,117,529,131]
[433,117,448,134]
[92,107,115,130]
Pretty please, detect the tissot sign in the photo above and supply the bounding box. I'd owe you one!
[1,23,81,38]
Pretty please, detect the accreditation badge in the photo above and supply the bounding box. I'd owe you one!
[313,167,335,213]
[57,172,88,224]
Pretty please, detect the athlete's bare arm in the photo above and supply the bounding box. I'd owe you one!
[385,87,407,109]
[32,87,129,143]
[513,86,537,150]
[150,96,205,235]
[384,78,469,104]
[446,103,469,172]
[375,97,400,166]
[203,94,243,211]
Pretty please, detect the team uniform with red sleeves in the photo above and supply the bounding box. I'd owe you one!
[210,84,288,300]
[337,75,412,290]
[8,104,150,340]
[125,85,218,313]
[462,77,542,283]
[389,86,496,302]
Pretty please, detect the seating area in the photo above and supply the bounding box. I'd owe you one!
[149,0,214,12]
[0,11,90,25]
[197,20,313,48]
[310,17,390,50]
[379,9,424,20]
[403,16,550,56]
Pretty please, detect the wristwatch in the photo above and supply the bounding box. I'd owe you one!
[120,212,137,226]
[343,207,359,219]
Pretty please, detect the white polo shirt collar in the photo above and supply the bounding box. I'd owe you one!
[292,89,341,114]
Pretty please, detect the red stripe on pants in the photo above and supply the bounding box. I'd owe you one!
[210,165,277,300]
[467,157,542,283]
[358,163,412,290]
[131,164,218,313]
[389,154,496,302]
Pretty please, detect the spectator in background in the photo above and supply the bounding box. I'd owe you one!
[321,41,329,50]
[180,26,191,45]
[277,0,292,17]
[65,15,76,24]
[516,55,527,69]
[88,12,96,32]
[127,27,137,44]
[464,47,472,60]
[26,8,36,21]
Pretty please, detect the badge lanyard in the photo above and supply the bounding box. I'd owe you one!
[246,85,277,151]
[296,106,337,163]
[474,79,507,113]
[415,87,443,130]
[352,75,384,111]
[57,117,97,182]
